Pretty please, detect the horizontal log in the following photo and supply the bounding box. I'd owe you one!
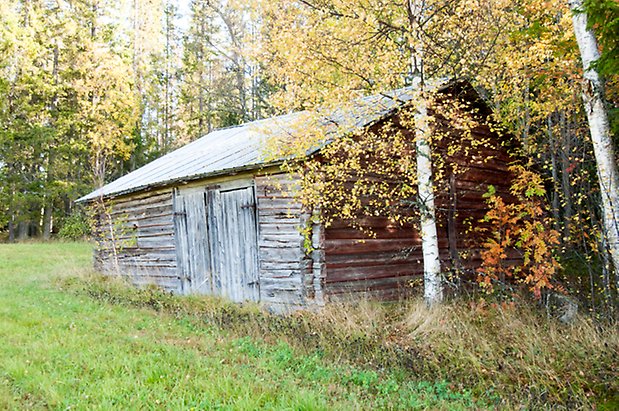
[257,197,302,209]
[110,201,173,218]
[326,250,423,268]
[457,168,514,186]
[259,215,303,226]
[325,226,419,240]
[325,274,419,294]
[97,247,177,257]
[326,216,414,230]
[98,263,179,278]
[259,233,303,242]
[259,222,302,232]
[111,251,177,261]
[135,221,175,230]
[259,269,302,279]
[326,263,422,283]
[324,237,451,255]
[260,261,304,271]
[259,276,303,290]
[260,247,303,262]
[107,188,172,205]
[327,286,416,302]
[260,292,304,305]
[453,180,512,195]
[102,230,174,242]
[96,212,174,225]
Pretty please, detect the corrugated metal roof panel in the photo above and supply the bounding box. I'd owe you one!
[78,85,429,202]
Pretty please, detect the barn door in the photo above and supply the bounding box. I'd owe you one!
[207,185,260,302]
[173,187,211,294]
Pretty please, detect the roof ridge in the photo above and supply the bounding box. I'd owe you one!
[198,84,422,137]
[78,78,465,202]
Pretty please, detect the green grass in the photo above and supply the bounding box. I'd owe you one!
[0,242,478,410]
[67,268,618,410]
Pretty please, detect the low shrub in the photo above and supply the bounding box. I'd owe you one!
[58,213,91,240]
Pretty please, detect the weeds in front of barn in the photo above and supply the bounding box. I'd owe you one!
[60,272,619,410]
[1,242,478,410]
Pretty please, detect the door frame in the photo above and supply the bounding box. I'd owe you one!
[173,178,261,301]
[173,186,210,294]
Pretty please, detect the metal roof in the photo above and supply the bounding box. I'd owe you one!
[78,85,434,202]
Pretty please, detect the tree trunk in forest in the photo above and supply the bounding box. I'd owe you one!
[43,203,53,240]
[29,221,39,238]
[236,55,246,121]
[408,0,443,306]
[559,111,573,240]
[8,216,15,243]
[548,115,562,235]
[44,43,59,241]
[164,9,171,152]
[63,195,72,216]
[207,61,213,132]
[569,0,619,280]
[17,220,28,241]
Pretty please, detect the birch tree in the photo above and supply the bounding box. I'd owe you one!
[407,0,442,305]
[255,0,520,302]
[569,0,619,281]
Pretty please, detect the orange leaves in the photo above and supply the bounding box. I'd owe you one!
[477,166,561,298]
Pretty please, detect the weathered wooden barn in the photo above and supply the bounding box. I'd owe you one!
[78,80,519,311]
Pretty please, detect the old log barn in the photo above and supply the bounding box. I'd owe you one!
[79,80,519,311]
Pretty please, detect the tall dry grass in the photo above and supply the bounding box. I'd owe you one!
[60,274,619,409]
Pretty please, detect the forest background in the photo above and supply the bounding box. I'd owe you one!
[0,0,617,314]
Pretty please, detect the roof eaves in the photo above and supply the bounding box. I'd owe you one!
[77,79,469,204]
[76,159,287,203]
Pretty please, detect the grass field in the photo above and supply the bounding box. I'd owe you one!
[0,242,479,410]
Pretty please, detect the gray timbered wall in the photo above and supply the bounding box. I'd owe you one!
[95,173,316,309]
[94,188,181,291]
[255,174,316,309]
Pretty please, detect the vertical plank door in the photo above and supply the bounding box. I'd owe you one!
[207,186,260,302]
[173,188,211,294]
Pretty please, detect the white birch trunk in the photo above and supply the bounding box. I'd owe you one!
[409,0,443,306]
[414,86,443,306]
[569,0,619,280]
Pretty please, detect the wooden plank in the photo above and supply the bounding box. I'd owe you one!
[326,251,422,267]
[108,188,172,205]
[258,212,300,222]
[325,263,423,283]
[259,269,302,278]
[260,276,303,291]
[325,227,418,240]
[173,187,212,294]
[96,187,179,291]
[208,188,223,294]
[260,247,303,262]
[255,173,308,306]
[326,274,419,294]
[324,238,429,255]
[260,261,303,270]
[257,197,302,209]
[259,233,303,242]
[208,185,260,303]
[110,201,173,218]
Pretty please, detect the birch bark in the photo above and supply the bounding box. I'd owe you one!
[569,0,619,281]
[408,0,443,305]
[415,89,443,305]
